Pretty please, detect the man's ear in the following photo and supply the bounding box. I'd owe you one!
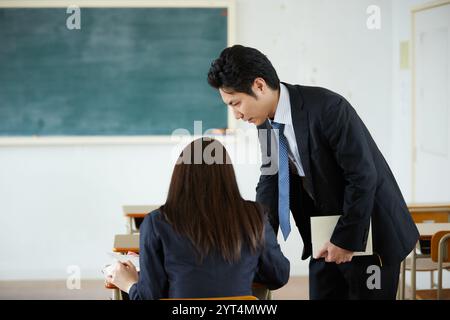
[253,77,267,94]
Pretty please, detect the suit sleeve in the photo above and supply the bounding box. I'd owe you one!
[128,214,169,300]
[253,215,290,290]
[320,97,377,252]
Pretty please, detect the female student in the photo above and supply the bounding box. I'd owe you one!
[108,137,290,299]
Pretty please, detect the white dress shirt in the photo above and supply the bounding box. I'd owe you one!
[270,83,305,177]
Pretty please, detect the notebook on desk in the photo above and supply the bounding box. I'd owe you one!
[310,215,373,257]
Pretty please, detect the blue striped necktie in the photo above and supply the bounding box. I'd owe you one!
[271,121,291,240]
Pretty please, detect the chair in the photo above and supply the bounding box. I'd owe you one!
[161,296,258,300]
[415,231,450,300]
[251,282,272,300]
[161,283,271,300]
[107,283,265,301]
[400,212,450,299]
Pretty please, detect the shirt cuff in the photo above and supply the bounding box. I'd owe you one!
[126,282,138,296]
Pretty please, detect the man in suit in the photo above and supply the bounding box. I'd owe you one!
[207,45,419,299]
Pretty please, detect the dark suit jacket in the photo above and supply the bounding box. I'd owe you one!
[128,209,290,300]
[256,83,419,265]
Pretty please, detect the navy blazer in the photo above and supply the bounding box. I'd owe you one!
[256,83,419,265]
[128,209,290,300]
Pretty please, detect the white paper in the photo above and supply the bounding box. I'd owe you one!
[102,252,140,277]
[310,215,373,258]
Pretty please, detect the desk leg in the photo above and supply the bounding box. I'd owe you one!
[112,288,121,300]
[430,270,435,288]
[402,258,406,300]
[396,262,400,300]
[128,217,133,234]
[397,260,405,300]
[411,243,417,300]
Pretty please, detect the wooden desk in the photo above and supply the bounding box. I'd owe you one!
[113,234,140,253]
[123,205,159,234]
[407,203,450,211]
[407,203,450,223]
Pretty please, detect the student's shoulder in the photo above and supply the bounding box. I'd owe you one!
[243,200,265,214]
[243,200,271,225]
[140,209,175,242]
[141,208,165,230]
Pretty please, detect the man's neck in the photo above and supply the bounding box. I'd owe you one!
[267,87,280,121]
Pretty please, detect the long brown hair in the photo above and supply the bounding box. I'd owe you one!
[160,137,265,263]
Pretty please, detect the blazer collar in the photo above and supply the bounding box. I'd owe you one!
[282,82,315,199]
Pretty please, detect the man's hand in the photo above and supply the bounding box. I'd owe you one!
[315,241,354,264]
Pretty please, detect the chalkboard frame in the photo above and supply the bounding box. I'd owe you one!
[0,0,236,145]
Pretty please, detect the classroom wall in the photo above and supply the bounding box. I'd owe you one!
[390,0,450,289]
[390,0,448,201]
[390,0,421,204]
[0,0,446,287]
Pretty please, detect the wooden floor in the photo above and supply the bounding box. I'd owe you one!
[271,276,309,300]
[0,276,309,300]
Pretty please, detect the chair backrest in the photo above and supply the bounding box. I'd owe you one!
[431,230,450,262]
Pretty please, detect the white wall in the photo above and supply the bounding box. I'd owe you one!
[391,0,450,289]
[390,0,426,202]
[0,0,447,288]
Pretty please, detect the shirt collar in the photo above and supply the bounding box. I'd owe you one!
[271,83,292,126]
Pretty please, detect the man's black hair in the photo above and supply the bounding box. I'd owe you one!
[207,45,280,97]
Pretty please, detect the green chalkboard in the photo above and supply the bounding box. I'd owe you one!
[0,8,228,136]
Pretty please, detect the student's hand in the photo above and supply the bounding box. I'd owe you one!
[110,261,139,293]
[315,241,354,264]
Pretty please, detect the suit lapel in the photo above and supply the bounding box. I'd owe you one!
[283,82,315,199]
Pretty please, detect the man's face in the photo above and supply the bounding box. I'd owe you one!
[219,87,272,126]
